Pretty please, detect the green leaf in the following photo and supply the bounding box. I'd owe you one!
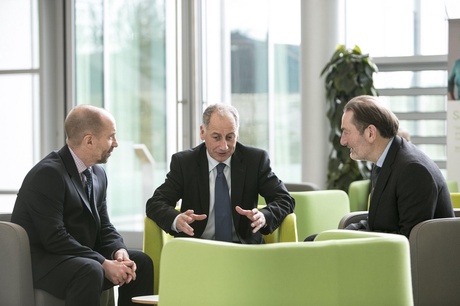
[322,45,377,192]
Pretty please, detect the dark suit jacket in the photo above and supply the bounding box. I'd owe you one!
[11,145,126,283]
[367,136,454,237]
[146,142,295,244]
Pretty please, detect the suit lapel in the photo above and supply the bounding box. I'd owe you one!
[58,146,100,227]
[230,145,246,222]
[368,136,402,227]
[197,144,211,214]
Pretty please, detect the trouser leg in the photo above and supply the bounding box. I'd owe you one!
[116,250,154,306]
[35,257,104,306]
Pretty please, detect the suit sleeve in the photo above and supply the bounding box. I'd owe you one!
[257,150,295,234]
[395,162,439,237]
[146,154,182,234]
[19,166,109,263]
[93,166,126,259]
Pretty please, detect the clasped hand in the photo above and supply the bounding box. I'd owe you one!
[103,249,137,286]
[177,206,266,236]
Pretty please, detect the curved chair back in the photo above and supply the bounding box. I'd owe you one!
[291,190,350,241]
[143,213,297,294]
[0,221,36,306]
[409,217,460,306]
[284,182,320,192]
[347,179,370,211]
[159,233,413,306]
[338,213,460,306]
[337,211,368,229]
[0,221,114,306]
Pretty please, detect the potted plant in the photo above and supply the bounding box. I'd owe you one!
[321,45,379,191]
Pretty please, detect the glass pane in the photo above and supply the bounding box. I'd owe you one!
[375,71,447,89]
[345,0,447,57]
[0,195,17,214]
[75,0,168,231]
[75,0,104,106]
[229,0,269,148]
[0,0,37,69]
[380,96,447,112]
[417,144,446,161]
[228,0,301,182]
[0,75,36,191]
[399,120,446,137]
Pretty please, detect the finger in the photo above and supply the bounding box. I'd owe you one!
[235,206,251,217]
[252,221,263,233]
[131,262,137,273]
[179,222,195,236]
[251,214,264,227]
[191,214,207,221]
[235,205,247,213]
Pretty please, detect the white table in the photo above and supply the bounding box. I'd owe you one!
[131,295,159,305]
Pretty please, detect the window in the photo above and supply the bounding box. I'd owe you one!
[205,0,301,181]
[75,0,170,230]
[0,0,39,212]
[345,0,449,175]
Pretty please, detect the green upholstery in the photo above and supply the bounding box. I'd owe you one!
[450,192,460,208]
[347,179,370,211]
[337,212,460,305]
[158,232,413,306]
[143,217,173,295]
[291,190,350,241]
[143,213,297,294]
[447,180,459,192]
[262,212,298,243]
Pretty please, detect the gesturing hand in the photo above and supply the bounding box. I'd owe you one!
[235,206,266,233]
[176,209,207,236]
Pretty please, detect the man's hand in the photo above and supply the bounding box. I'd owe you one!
[235,206,266,233]
[103,249,137,286]
[176,209,207,236]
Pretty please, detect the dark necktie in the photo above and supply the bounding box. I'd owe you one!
[83,168,93,201]
[370,164,381,196]
[83,168,100,225]
[214,163,232,242]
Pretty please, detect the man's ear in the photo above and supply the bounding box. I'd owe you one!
[367,125,378,140]
[199,125,205,140]
[83,134,93,146]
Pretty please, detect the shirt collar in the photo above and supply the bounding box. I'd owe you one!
[68,146,89,175]
[375,137,394,168]
[206,150,231,172]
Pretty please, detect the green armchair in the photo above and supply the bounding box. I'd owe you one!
[158,231,413,305]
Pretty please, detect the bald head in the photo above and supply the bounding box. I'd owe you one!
[65,105,115,147]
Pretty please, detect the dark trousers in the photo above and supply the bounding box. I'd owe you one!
[34,250,154,306]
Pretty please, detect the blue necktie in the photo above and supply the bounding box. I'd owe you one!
[214,163,232,242]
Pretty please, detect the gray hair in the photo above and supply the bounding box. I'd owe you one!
[202,103,240,130]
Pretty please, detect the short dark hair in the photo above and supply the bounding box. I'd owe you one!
[344,95,399,138]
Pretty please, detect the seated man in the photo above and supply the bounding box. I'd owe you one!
[11,105,153,306]
[338,95,454,238]
[146,103,295,244]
